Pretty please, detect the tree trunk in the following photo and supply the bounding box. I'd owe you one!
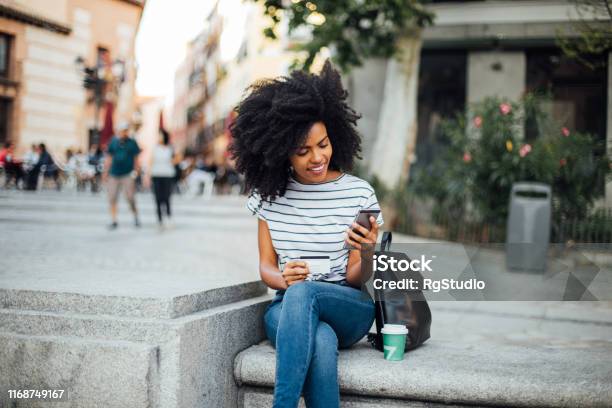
[369,31,422,189]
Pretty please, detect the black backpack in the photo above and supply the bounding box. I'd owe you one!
[367,232,432,352]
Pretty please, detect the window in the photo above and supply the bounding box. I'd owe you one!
[97,46,110,67]
[526,49,607,143]
[0,33,11,78]
[0,98,11,144]
[414,50,467,167]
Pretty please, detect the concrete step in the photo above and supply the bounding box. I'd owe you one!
[1,291,273,408]
[0,331,160,408]
[0,292,272,343]
[238,386,477,408]
[235,338,612,408]
[235,301,612,408]
[0,280,267,319]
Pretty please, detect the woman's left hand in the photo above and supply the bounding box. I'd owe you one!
[345,216,379,251]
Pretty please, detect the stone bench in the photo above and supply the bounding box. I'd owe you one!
[0,281,273,408]
[234,312,612,408]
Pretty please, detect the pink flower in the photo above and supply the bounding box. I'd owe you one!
[473,116,483,128]
[463,152,472,163]
[560,158,567,166]
[499,103,512,115]
[562,127,570,137]
[519,144,532,158]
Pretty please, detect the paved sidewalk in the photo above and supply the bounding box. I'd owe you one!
[0,191,260,299]
[2,190,611,343]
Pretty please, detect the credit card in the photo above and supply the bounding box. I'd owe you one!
[299,256,331,280]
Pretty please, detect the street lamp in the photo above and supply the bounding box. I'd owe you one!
[74,56,126,146]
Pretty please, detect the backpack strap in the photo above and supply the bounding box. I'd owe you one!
[369,231,393,352]
[380,231,392,252]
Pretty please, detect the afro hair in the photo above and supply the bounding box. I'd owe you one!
[229,60,362,203]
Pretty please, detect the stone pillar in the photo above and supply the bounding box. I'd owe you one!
[606,51,612,209]
[369,34,423,188]
[347,58,388,171]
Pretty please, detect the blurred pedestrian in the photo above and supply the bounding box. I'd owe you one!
[34,143,61,190]
[88,144,104,193]
[0,141,25,188]
[23,144,39,172]
[104,122,141,230]
[24,144,41,190]
[68,149,90,191]
[186,154,217,197]
[147,129,177,229]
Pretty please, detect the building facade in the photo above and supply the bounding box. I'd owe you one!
[171,3,224,157]
[349,0,611,207]
[172,0,295,165]
[0,0,143,158]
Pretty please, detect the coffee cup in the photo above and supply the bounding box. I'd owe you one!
[381,324,408,361]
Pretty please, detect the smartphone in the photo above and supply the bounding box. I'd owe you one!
[343,209,380,249]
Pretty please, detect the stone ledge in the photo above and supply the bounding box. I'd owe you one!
[234,339,612,407]
[239,386,480,408]
[0,280,267,319]
[0,294,274,343]
[0,293,274,408]
[0,332,159,408]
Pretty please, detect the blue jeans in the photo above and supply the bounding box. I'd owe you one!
[264,281,375,408]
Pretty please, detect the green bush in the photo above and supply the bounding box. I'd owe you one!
[409,93,611,224]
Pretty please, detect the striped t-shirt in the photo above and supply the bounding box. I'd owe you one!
[247,173,384,283]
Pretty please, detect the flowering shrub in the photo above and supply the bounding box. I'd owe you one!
[410,94,611,223]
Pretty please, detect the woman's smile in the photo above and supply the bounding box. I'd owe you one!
[307,162,327,177]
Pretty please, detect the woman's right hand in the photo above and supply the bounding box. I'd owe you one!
[281,261,309,287]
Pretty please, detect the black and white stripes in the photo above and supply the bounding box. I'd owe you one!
[247,173,384,282]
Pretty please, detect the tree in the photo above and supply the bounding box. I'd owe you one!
[557,0,612,69]
[255,0,435,188]
[258,0,434,72]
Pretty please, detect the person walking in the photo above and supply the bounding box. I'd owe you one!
[147,129,177,229]
[104,122,141,229]
[34,143,60,191]
[88,144,104,193]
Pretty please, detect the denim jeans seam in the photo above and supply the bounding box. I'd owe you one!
[311,292,374,346]
[298,292,318,392]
